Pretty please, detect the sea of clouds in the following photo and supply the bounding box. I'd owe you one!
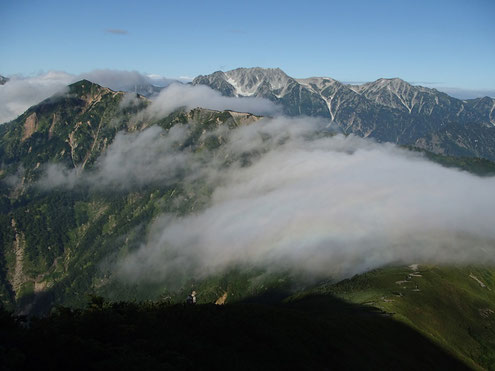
[113,120,495,283]
[37,114,495,284]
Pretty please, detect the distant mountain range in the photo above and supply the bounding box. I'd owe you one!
[193,68,495,160]
[3,68,494,161]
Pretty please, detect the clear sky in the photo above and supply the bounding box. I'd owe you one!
[1,0,494,91]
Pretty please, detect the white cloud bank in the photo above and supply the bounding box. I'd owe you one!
[106,117,495,283]
[0,71,73,124]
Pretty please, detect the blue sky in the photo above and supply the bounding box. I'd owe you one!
[1,0,494,93]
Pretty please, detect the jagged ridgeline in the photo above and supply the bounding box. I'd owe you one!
[193,67,495,161]
[0,79,264,314]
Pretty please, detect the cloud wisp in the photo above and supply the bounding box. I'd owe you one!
[144,83,280,119]
[105,29,128,35]
[0,71,72,124]
[39,124,202,191]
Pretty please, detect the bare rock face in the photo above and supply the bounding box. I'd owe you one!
[21,112,38,142]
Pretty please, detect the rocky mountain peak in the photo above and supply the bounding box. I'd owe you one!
[68,79,123,106]
[69,79,108,93]
[360,78,441,100]
[358,77,413,93]
[296,77,342,94]
[223,67,292,97]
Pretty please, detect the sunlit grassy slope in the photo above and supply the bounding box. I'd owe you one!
[296,265,495,369]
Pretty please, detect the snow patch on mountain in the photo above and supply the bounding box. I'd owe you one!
[225,76,260,97]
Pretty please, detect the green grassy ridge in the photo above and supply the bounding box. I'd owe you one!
[0,295,469,371]
[298,265,495,369]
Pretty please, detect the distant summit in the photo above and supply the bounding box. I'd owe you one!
[0,75,9,85]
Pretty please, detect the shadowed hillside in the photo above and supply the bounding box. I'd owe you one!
[0,294,469,370]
